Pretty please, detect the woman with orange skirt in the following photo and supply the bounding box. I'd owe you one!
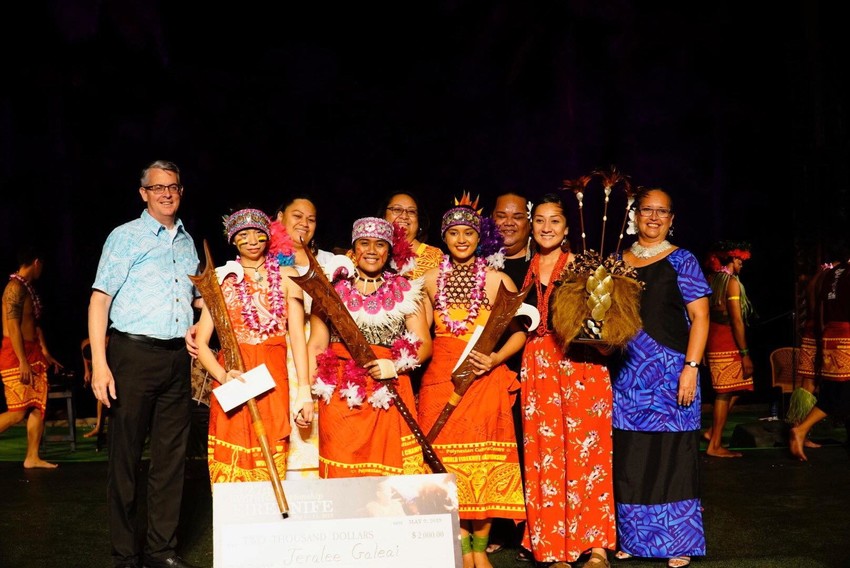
[418,196,527,568]
[308,216,432,478]
[194,207,314,483]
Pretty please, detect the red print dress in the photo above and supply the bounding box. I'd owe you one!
[521,254,616,563]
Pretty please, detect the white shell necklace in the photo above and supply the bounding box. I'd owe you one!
[630,240,673,259]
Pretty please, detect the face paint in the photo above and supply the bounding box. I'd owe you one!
[233,230,268,249]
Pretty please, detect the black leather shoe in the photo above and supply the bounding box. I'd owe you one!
[143,556,202,568]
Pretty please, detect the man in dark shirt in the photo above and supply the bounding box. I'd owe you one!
[488,192,533,556]
[492,192,532,287]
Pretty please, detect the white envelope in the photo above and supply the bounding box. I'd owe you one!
[212,363,276,412]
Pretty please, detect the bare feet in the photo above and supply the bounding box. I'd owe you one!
[23,458,59,469]
[789,426,807,461]
[471,551,494,568]
[702,429,712,442]
[83,427,101,439]
[706,446,743,458]
[804,438,821,448]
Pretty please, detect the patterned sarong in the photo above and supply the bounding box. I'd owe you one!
[318,343,426,478]
[798,322,850,382]
[0,337,48,415]
[208,335,291,483]
[706,321,754,393]
[418,336,525,521]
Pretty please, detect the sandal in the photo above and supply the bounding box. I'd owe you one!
[516,548,533,562]
[614,551,633,561]
[485,542,503,554]
[667,556,690,568]
[584,552,610,568]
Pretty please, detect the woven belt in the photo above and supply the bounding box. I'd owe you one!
[112,330,185,351]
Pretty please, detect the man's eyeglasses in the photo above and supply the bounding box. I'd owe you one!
[143,184,183,195]
[386,206,418,217]
[637,207,672,218]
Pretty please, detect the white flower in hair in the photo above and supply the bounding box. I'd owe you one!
[626,209,637,235]
[526,201,533,220]
[486,250,506,270]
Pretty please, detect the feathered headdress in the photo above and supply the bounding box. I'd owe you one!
[704,240,752,272]
[440,192,482,235]
[441,192,505,268]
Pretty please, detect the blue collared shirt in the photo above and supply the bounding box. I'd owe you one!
[92,210,200,340]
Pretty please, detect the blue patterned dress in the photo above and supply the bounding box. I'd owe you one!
[611,248,711,559]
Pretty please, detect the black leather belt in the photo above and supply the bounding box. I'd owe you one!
[112,330,185,350]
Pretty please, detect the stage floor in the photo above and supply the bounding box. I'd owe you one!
[1,406,848,568]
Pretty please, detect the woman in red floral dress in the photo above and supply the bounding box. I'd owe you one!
[520,194,616,568]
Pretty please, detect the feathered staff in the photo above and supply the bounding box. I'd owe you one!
[592,166,636,255]
[560,174,593,253]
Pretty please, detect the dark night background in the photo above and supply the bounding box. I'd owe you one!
[1,2,847,406]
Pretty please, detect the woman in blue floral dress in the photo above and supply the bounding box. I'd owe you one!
[612,188,711,568]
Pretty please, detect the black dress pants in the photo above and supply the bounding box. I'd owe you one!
[107,334,192,567]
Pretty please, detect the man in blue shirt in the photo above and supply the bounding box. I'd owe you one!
[88,159,202,568]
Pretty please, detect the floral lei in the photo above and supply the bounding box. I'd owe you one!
[9,274,42,320]
[312,331,423,410]
[233,255,285,335]
[435,255,487,336]
[335,271,412,315]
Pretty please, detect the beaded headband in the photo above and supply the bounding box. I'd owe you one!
[351,217,394,245]
[441,192,482,235]
[223,208,271,242]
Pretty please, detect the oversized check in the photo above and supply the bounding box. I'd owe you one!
[213,473,462,567]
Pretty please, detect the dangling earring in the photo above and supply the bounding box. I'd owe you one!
[560,235,570,253]
[524,236,532,261]
[668,225,674,237]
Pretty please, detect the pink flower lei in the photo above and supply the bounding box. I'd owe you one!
[334,272,412,315]
[8,274,42,320]
[435,255,487,336]
[234,255,286,335]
